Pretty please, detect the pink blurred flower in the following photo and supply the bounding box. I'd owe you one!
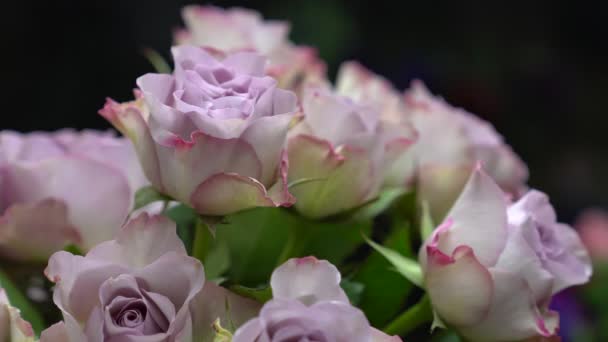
[419,165,591,342]
[405,81,528,221]
[233,257,401,342]
[175,5,327,94]
[101,46,297,216]
[575,208,608,261]
[0,130,147,261]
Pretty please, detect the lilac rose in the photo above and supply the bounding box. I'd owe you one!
[0,130,147,261]
[419,165,591,341]
[101,46,297,216]
[233,257,401,342]
[45,213,204,341]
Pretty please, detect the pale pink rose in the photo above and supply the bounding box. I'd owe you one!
[45,214,205,341]
[286,87,416,218]
[233,257,401,342]
[101,46,297,216]
[0,130,147,261]
[404,81,528,221]
[575,208,608,261]
[175,5,327,93]
[419,165,591,342]
[335,61,418,187]
[0,289,36,342]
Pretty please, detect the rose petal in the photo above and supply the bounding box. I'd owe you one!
[40,322,69,342]
[287,134,374,219]
[270,257,349,305]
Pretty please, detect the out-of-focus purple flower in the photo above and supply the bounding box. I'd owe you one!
[419,165,591,342]
[101,46,298,216]
[0,130,147,261]
[233,257,401,342]
[175,5,327,94]
[45,214,204,341]
[404,81,528,221]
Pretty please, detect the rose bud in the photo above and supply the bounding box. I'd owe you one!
[419,164,591,341]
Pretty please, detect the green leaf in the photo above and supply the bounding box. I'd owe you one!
[142,48,172,74]
[420,201,435,240]
[353,222,415,327]
[133,186,170,211]
[364,235,423,288]
[348,188,409,221]
[340,279,365,306]
[165,204,198,254]
[229,285,273,303]
[205,240,231,280]
[0,268,45,336]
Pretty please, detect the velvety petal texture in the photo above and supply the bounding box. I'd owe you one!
[420,166,591,342]
[287,87,415,219]
[403,80,529,222]
[101,46,297,216]
[45,213,205,342]
[0,130,146,261]
[175,5,327,94]
[0,289,36,342]
[233,257,402,342]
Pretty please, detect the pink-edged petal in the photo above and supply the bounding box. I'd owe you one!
[99,98,165,192]
[190,282,262,341]
[190,173,277,216]
[377,121,417,188]
[266,150,296,208]
[371,328,403,342]
[241,113,294,185]
[287,134,374,219]
[8,156,131,250]
[433,164,509,267]
[417,163,473,223]
[270,256,348,305]
[156,131,262,206]
[460,269,559,342]
[0,199,81,261]
[40,321,69,342]
[425,245,493,327]
[87,213,186,269]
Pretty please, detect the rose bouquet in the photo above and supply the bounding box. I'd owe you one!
[0,5,592,342]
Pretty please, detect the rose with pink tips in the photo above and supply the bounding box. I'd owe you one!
[101,45,298,216]
[233,256,401,342]
[0,129,147,261]
[419,164,591,342]
[286,86,416,219]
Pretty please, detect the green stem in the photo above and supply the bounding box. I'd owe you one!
[192,219,209,262]
[383,295,432,336]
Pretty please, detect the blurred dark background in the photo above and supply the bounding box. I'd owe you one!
[2,0,607,222]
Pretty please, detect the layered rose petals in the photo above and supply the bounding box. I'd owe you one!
[101,46,298,216]
[420,166,591,341]
[0,289,36,342]
[233,257,401,342]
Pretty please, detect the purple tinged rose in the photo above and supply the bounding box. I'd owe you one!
[233,257,401,342]
[101,46,297,216]
[0,130,147,261]
[44,213,204,341]
[174,5,327,94]
[419,164,591,342]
